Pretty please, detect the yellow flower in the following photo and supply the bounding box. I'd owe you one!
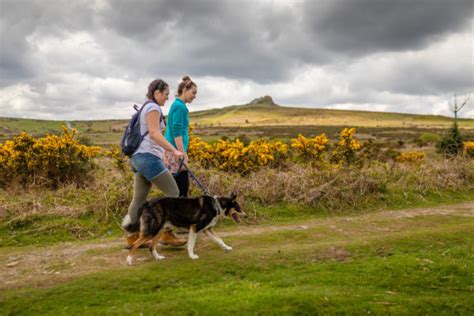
[0,128,101,187]
[464,141,474,158]
[396,151,426,163]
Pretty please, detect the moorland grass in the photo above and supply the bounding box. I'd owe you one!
[1,212,473,315]
[1,188,473,249]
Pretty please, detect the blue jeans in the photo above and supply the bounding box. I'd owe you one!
[130,153,168,182]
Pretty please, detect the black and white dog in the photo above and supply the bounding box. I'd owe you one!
[125,193,245,265]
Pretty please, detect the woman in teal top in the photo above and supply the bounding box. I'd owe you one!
[164,76,197,197]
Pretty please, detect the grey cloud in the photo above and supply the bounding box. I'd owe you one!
[99,0,298,82]
[5,0,471,86]
[0,53,33,87]
[0,0,473,119]
[0,1,39,86]
[346,48,473,97]
[389,65,472,96]
[99,0,474,82]
[303,0,473,57]
[0,0,96,86]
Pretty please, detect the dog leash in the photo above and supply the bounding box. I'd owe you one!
[176,158,223,216]
[176,158,210,195]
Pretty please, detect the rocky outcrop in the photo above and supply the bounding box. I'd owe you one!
[249,95,277,106]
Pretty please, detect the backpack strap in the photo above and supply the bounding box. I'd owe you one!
[141,100,164,124]
[136,100,164,137]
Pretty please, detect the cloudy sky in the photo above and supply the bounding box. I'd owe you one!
[1,0,473,120]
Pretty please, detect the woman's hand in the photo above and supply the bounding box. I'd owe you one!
[172,136,188,168]
[173,149,185,160]
[182,153,189,167]
[173,151,188,170]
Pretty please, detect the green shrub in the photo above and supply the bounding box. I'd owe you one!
[437,122,464,157]
[419,132,441,143]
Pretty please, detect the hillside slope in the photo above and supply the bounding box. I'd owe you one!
[1,99,473,144]
[190,101,473,129]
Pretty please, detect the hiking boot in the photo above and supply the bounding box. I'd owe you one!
[125,233,151,249]
[126,233,139,247]
[159,229,187,246]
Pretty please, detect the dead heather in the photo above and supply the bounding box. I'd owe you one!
[197,157,474,212]
[1,157,473,247]
[0,160,133,246]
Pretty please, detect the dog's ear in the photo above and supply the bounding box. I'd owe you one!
[229,192,237,201]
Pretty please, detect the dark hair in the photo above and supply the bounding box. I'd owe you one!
[146,79,169,102]
[177,75,197,96]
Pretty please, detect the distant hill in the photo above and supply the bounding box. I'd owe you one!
[1,97,473,144]
[190,96,473,129]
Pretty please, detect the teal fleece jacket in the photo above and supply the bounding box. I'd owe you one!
[165,98,189,152]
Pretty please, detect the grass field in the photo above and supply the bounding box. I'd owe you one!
[1,202,473,315]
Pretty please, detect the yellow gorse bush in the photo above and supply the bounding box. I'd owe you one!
[104,144,127,170]
[290,133,329,162]
[395,151,426,163]
[330,128,361,165]
[187,127,364,174]
[188,135,214,167]
[213,139,288,173]
[464,141,474,158]
[339,128,361,151]
[0,127,101,187]
[214,138,246,171]
[188,126,218,168]
[188,130,289,174]
[242,139,288,171]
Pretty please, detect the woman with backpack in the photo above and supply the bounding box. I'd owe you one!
[164,76,197,197]
[122,79,187,247]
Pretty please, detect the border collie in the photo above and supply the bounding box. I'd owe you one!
[125,193,245,265]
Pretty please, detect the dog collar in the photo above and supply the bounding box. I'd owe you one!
[212,195,224,217]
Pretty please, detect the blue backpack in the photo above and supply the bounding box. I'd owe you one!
[120,100,156,157]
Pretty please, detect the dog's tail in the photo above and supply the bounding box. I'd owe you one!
[121,214,138,233]
[121,202,148,233]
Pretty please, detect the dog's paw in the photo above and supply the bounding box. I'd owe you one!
[152,250,165,261]
[189,254,199,260]
[126,255,133,266]
[223,246,233,252]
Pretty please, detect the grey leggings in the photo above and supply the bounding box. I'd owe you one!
[127,170,179,224]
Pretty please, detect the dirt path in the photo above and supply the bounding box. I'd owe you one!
[1,202,473,290]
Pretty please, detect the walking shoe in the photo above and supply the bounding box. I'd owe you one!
[126,233,139,247]
[159,229,187,246]
[124,233,150,249]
